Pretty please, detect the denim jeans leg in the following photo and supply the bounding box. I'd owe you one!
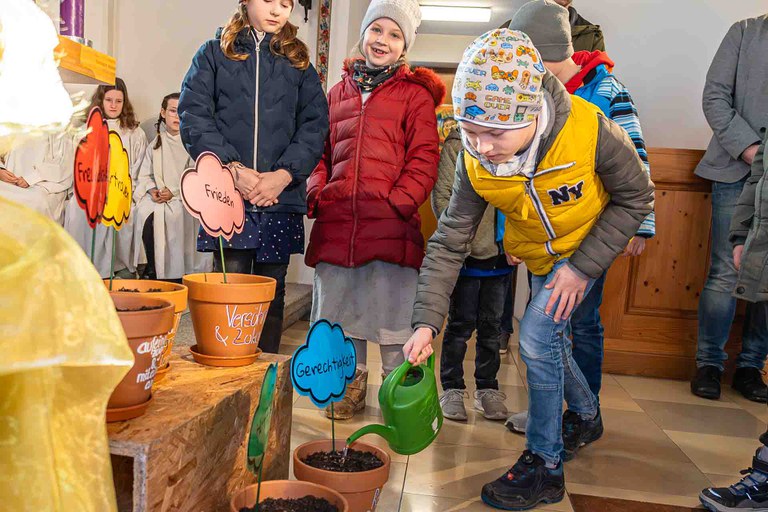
[738,300,768,369]
[475,273,510,390]
[440,275,480,391]
[696,179,746,371]
[570,273,606,398]
[521,260,597,466]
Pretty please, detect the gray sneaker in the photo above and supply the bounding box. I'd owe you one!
[474,389,508,420]
[440,389,468,422]
[505,409,528,434]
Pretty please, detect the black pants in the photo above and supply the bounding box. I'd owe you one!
[140,214,181,283]
[440,273,511,391]
[213,249,288,355]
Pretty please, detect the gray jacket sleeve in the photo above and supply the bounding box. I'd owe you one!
[702,22,762,160]
[412,153,488,332]
[569,116,655,279]
[431,136,463,219]
[730,134,765,246]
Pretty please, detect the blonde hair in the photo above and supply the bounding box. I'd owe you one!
[220,1,310,70]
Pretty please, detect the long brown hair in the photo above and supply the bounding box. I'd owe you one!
[89,77,139,130]
[220,0,310,70]
[153,92,181,150]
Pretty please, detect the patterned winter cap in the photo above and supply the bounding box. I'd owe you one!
[452,29,546,130]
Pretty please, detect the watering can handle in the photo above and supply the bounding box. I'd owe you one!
[386,354,436,405]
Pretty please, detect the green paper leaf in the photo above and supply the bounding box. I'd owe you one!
[247,363,277,476]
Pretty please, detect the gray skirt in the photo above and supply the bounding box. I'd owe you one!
[311,261,418,346]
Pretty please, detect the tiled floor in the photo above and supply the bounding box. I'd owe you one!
[279,321,766,511]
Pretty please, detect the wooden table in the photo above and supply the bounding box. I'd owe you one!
[108,350,292,512]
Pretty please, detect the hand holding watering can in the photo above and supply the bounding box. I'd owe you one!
[346,354,443,456]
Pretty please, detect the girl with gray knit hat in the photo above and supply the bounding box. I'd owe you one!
[305,0,445,420]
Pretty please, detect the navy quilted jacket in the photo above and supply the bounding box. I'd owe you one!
[179,28,329,214]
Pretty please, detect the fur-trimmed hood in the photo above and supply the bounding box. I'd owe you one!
[342,58,446,107]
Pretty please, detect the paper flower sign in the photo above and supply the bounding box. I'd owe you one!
[73,107,110,228]
[247,363,278,476]
[101,131,132,230]
[180,152,245,241]
[291,319,357,408]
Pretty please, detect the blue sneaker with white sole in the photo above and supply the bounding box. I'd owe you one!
[700,449,768,512]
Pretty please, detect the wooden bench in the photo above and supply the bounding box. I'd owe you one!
[108,350,292,512]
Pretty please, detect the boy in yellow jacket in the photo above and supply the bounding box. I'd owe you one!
[403,29,654,510]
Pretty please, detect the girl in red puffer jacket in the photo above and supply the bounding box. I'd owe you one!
[305,0,444,420]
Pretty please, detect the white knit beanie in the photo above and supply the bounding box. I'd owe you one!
[360,0,422,50]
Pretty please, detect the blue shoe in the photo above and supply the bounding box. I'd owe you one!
[481,451,565,510]
[700,450,768,511]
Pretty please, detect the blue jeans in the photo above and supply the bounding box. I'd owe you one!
[697,179,768,371]
[570,273,606,398]
[521,259,599,466]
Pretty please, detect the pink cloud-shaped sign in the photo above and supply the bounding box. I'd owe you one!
[180,152,245,241]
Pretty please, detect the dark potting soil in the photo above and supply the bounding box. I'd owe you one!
[117,287,163,293]
[301,448,384,472]
[115,305,165,312]
[239,496,339,512]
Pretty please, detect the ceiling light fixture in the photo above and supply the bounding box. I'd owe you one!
[420,5,492,23]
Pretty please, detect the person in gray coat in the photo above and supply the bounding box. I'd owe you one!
[698,132,768,512]
[691,14,768,404]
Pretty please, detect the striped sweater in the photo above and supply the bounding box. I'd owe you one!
[566,51,656,238]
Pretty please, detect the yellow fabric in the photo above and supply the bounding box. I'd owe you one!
[466,96,609,275]
[0,197,133,511]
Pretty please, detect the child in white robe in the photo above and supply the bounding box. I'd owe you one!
[132,93,212,280]
[0,134,74,224]
[63,78,147,277]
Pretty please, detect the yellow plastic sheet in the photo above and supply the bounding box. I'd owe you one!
[0,197,133,512]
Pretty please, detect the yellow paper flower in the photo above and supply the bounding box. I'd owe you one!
[101,131,132,230]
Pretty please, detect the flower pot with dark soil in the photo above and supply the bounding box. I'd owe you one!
[293,440,391,512]
[104,279,187,378]
[182,273,276,367]
[230,480,349,512]
[107,293,174,422]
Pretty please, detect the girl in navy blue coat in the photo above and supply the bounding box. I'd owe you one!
[179,0,329,354]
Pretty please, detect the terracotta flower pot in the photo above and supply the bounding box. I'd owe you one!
[107,293,174,422]
[230,480,349,512]
[104,279,187,377]
[182,273,276,367]
[293,440,391,512]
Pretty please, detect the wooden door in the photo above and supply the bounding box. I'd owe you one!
[600,148,745,380]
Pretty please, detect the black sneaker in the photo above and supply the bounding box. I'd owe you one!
[480,451,565,510]
[562,409,603,462]
[692,365,722,400]
[700,449,768,512]
[732,367,768,403]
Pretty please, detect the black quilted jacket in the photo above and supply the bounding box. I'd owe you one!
[179,27,329,214]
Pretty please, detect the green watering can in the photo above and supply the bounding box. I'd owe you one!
[346,355,443,455]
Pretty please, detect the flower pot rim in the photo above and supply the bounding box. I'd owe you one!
[105,278,187,293]
[110,293,175,315]
[293,439,392,477]
[105,279,188,313]
[230,479,349,512]
[183,272,277,287]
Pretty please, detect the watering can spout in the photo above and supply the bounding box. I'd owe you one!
[346,423,395,446]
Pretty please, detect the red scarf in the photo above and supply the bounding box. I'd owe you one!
[564,51,615,94]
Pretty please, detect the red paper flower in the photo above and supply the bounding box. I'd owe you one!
[73,107,110,228]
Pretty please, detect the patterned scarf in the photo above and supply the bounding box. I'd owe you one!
[352,60,402,93]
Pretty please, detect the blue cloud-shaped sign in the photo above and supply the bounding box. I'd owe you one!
[291,319,357,408]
